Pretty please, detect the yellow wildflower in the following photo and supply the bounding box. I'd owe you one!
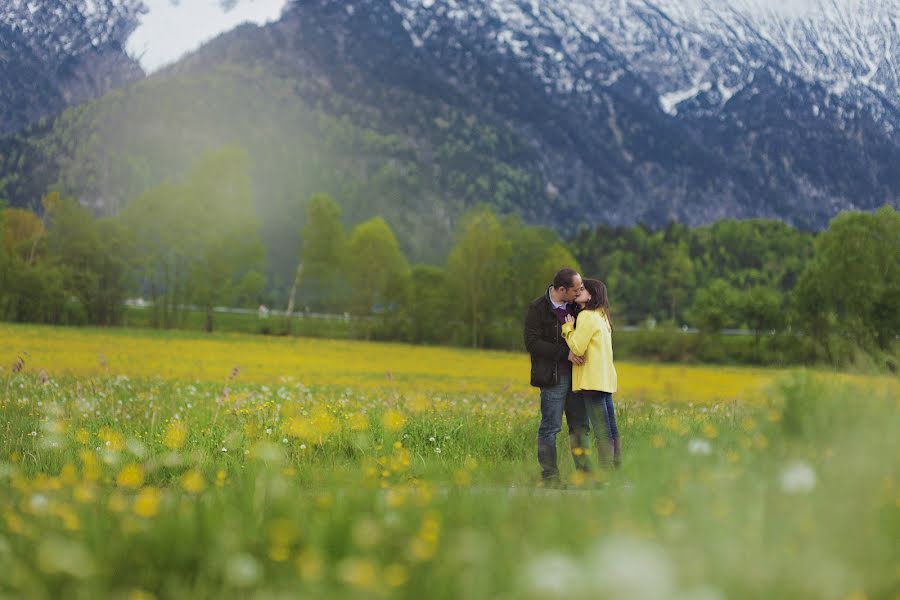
[163,421,188,450]
[338,557,379,591]
[180,470,205,494]
[116,464,144,489]
[296,549,323,582]
[653,497,676,518]
[133,487,161,518]
[382,410,407,432]
[384,563,410,588]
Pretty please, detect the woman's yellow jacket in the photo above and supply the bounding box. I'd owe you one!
[561,309,617,393]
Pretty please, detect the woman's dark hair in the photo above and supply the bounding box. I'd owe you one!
[552,268,579,290]
[582,278,613,331]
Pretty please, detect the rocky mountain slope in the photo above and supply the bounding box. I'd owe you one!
[0,0,144,134]
[1,0,897,265]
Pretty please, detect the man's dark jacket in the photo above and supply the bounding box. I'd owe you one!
[524,290,575,388]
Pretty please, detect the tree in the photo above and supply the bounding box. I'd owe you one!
[659,242,695,323]
[122,146,264,332]
[503,216,578,315]
[737,286,785,349]
[46,197,134,325]
[792,206,900,353]
[346,217,410,320]
[1,207,44,262]
[184,146,265,332]
[689,279,739,334]
[234,271,267,308]
[404,264,454,344]
[536,243,581,294]
[446,207,512,348]
[298,193,347,310]
[122,182,193,328]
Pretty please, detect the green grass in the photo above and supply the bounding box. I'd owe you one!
[0,362,897,599]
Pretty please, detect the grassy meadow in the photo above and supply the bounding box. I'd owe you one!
[0,322,897,599]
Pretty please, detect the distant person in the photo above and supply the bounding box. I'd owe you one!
[258,304,269,319]
[562,279,621,468]
[524,268,591,485]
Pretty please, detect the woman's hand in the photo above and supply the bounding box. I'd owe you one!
[565,314,575,325]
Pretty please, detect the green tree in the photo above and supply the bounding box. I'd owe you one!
[736,286,785,350]
[793,206,900,353]
[502,216,579,315]
[446,207,512,348]
[122,182,192,328]
[346,217,410,320]
[184,146,265,332]
[689,279,739,334]
[46,198,134,325]
[403,264,454,344]
[536,243,581,294]
[298,193,347,311]
[122,146,264,332]
[659,242,695,323]
[234,271,268,308]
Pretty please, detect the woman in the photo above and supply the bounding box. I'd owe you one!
[561,279,621,468]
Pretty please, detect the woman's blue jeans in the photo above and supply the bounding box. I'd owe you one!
[580,390,620,467]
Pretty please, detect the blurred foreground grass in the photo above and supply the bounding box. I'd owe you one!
[0,323,897,599]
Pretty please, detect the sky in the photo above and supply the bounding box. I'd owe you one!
[127,0,289,73]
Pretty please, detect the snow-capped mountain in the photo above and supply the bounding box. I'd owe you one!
[0,0,144,134]
[2,0,897,232]
[358,0,899,225]
[390,0,899,125]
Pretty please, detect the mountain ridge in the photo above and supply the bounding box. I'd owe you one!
[1,0,897,252]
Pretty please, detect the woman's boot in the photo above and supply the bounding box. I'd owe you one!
[611,437,621,468]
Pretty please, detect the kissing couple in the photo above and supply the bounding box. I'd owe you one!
[523,268,620,485]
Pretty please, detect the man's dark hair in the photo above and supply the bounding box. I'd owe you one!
[552,268,579,290]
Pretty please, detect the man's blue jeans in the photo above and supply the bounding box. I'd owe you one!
[537,372,591,480]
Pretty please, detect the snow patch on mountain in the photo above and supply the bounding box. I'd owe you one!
[387,0,899,123]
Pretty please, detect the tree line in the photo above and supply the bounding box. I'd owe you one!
[1,147,897,368]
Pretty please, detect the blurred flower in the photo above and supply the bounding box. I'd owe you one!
[338,557,379,591]
[384,563,409,587]
[163,421,188,450]
[350,518,380,549]
[116,464,145,489]
[225,553,261,588]
[98,427,125,452]
[520,552,582,597]
[133,487,161,518]
[295,549,323,582]
[382,410,407,432]
[653,497,676,518]
[688,439,712,456]
[180,470,206,494]
[29,493,49,514]
[587,536,674,600]
[349,412,369,431]
[37,537,96,578]
[779,460,817,494]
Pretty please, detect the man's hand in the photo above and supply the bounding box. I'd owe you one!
[568,351,585,366]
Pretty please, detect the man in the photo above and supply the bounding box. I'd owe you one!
[523,268,591,484]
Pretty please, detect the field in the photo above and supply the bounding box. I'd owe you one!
[0,322,897,599]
